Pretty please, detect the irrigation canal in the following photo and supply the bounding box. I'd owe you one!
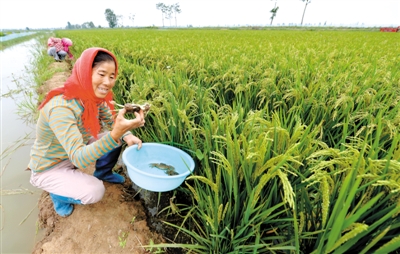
[0,32,37,42]
[1,39,44,253]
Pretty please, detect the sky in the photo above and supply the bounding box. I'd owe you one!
[1,0,399,30]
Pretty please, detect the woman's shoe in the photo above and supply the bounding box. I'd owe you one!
[49,193,82,217]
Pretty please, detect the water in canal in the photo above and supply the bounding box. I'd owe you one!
[1,39,44,253]
[0,32,36,42]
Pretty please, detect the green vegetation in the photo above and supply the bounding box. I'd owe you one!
[52,29,399,253]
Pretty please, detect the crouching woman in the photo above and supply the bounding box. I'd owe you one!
[27,48,144,217]
[47,37,73,61]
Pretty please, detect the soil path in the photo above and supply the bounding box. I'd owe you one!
[32,62,163,254]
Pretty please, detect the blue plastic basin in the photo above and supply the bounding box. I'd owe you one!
[122,143,195,192]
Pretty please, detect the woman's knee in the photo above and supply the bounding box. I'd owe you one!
[47,47,56,56]
[82,182,105,204]
[58,50,67,56]
[58,50,67,60]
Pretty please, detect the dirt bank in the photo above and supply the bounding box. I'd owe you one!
[31,61,164,254]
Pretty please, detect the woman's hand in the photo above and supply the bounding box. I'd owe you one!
[110,108,145,142]
[123,134,143,149]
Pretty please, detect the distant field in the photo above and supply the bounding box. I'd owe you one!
[53,29,400,253]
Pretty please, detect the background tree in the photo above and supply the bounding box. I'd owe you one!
[67,21,72,29]
[129,13,135,27]
[117,15,123,27]
[81,21,96,29]
[172,3,181,27]
[270,0,279,25]
[300,0,311,25]
[165,5,173,26]
[104,8,118,28]
[156,3,166,27]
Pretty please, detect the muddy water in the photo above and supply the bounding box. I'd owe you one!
[1,39,44,253]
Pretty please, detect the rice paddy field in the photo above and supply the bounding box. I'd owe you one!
[53,29,400,253]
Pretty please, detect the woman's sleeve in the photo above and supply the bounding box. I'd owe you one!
[48,106,119,169]
[67,50,74,58]
[99,103,114,129]
[47,38,54,47]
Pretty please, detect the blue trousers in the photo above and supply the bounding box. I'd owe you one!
[47,47,67,60]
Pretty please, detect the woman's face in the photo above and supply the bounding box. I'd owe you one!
[92,60,116,99]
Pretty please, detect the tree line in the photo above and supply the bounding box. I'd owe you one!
[66,21,98,29]
[67,1,313,30]
[103,3,181,29]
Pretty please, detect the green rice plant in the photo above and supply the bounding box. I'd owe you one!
[157,108,318,253]
[51,29,400,253]
[296,128,400,253]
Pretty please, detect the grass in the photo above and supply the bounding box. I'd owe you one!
[118,231,128,248]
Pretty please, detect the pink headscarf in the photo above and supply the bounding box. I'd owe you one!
[61,38,74,58]
[62,38,72,51]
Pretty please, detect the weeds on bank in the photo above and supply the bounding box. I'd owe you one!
[145,239,166,253]
[118,231,129,248]
[130,216,136,224]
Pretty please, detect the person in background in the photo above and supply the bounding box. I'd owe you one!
[28,47,145,217]
[47,37,74,61]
